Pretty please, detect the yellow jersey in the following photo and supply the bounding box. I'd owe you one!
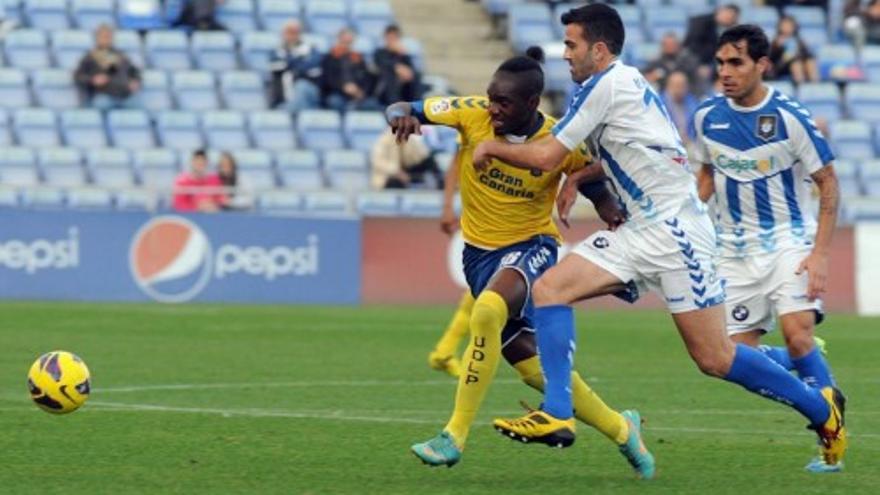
[416,95,590,249]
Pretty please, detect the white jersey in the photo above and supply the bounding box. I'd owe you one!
[553,61,699,228]
[691,86,835,259]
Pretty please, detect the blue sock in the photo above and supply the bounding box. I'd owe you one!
[792,346,835,388]
[535,305,575,419]
[758,345,794,370]
[725,344,829,425]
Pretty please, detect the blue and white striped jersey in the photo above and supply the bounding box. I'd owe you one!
[552,61,699,229]
[691,86,835,258]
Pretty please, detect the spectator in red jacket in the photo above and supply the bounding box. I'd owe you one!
[172,150,226,212]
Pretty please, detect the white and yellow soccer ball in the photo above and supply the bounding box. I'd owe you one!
[27,351,91,414]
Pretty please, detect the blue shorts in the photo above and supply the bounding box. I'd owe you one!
[463,235,558,347]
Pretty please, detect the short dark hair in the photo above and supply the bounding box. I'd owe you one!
[495,47,545,97]
[192,149,207,159]
[717,24,769,61]
[719,3,741,16]
[561,3,625,56]
[384,24,400,36]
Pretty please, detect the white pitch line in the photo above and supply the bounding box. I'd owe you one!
[93,379,519,393]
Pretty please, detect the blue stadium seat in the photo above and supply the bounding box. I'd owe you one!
[551,3,580,37]
[399,191,443,217]
[296,109,344,150]
[304,32,331,54]
[116,189,158,211]
[831,121,874,160]
[51,30,93,70]
[108,109,155,149]
[221,71,267,111]
[141,70,173,113]
[770,81,796,98]
[33,69,80,110]
[481,0,525,17]
[0,69,32,109]
[644,7,687,42]
[305,0,349,38]
[742,6,778,34]
[258,0,301,33]
[135,149,179,188]
[540,41,569,92]
[258,189,302,213]
[507,3,553,53]
[5,29,50,70]
[323,149,368,191]
[21,187,66,209]
[117,0,165,30]
[156,111,204,151]
[863,46,880,83]
[0,147,40,186]
[276,149,323,189]
[834,159,863,197]
[61,109,107,149]
[249,110,296,150]
[670,0,713,13]
[114,30,145,68]
[39,148,86,187]
[217,0,257,35]
[202,110,250,149]
[798,83,842,121]
[343,111,386,152]
[785,5,826,30]
[13,108,59,147]
[172,71,219,111]
[231,149,276,189]
[67,187,114,209]
[26,0,71,30]
[352,36,376,59]
[302,190,351,214]
[846,83,880,123]
[0,187,20,208]
[0,110,11,146]
[71,0,114,30]
[87,148,136,187]
[241,31,278,72]
[351,1,394,39]
[801,27,830,53]
[192,31,238,71]
[862,159,880,196]
[356,190,399,216]
[146,30,192,71]
[627,42,660,68]
[817,44,857,80]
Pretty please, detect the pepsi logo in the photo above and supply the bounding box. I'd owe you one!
[129,216,213,303]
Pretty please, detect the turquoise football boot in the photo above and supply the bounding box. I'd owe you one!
[619,410,655,480]
[411,431,462,467]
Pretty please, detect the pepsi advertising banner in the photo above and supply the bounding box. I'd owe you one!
[0,211,361,304]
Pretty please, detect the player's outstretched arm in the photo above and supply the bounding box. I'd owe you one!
[696,163,716,202]
[385,102,422,144]
[557,165,624,230]
[797,164,840,301]
[473,135,570,173]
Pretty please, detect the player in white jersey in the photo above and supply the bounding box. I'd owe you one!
[692,25,845,472]
[473,4,846,470]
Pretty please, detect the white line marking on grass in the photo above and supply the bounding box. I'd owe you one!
[94,379,520,393]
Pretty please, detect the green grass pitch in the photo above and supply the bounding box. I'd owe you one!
[0,302,877,494]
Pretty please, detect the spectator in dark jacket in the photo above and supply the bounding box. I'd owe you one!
[74,24,142,110]
[683,4,740,65]
[643,32,701,91]
[269,20,323,113]
[321,28,379,112]
[373,24,422,106]
[769,15,820,83]
[174,0,225,31]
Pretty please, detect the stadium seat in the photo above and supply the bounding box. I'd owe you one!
[61,109,107,149]
[114,30,145,68]
[834,159,862,197]
[351,1,394,39]
[356,190,399,216]
[71,0,115,30]
[51,30,93,70]
[67,187,114,209]
[241,31,279,72]
[323,149,368,191]
[13,108,59,147]
[87,148,136,187]
[5,29,51,70]
[258,0,301,33]
[742,6,778,34]
[0,69,32,109]
[221,71,267,111]
[481,0,526,17]
[0,110,11,146]
[798,83,842,121]
[116,189,158,211]
[541,41,569,92]
[304,33,331,54]
[627,42,660,68]
[258,189,302,213]
[141,70,173,112]
[296,109,344,151]
[135,149,179,188]
[507,3,554,53]
[831,121,875,160]
[0,147,41,186]
[25,0,71,30]
[343,111,386,152]
[275,149,323,189]
[146,31,192,71]
[304,0,349,38]
[0,187,20,208]
[107,109,155,149]
[172,71,219,111]
[21,187,66,209]
[846,83,880,123]
[217,0,257,35]
[249,111,296,150]
[644,7,687,42]
[302,190,351,214]
[117,0,165,30]
[399,191,443,217]
[202,110,250,149]
[230,149,276,189]
[352,36,377,59]
[785,5,826,30]
[862,160,880,196]
[192,31,238,72]
[38,148,86,187]
[33,69,80,110]
[769,81,796,98]
[863,46,880,82]
[156,111,204,151]
[817,44,857,80]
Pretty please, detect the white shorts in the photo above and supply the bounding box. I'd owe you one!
[719,247,824,335]
[571,205,725,313]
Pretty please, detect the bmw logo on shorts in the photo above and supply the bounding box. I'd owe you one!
[732,304,750,322]
[593,237,610,249]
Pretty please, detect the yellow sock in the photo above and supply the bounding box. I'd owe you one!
[444,290,507,446]
[434,291,474,356]
[513,356,629,445]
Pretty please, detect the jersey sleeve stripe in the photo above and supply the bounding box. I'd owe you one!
[778,104,835,166]
[780,168,805,232]
[411,100,429,124]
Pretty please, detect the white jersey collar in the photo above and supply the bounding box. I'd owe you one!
[727,84,774,112]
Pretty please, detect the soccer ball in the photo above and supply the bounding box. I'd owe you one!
[27,351,91,414]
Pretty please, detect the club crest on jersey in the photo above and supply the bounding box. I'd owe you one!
[756,115,777,141]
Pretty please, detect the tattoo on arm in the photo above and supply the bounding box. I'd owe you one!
[812,166,839,216]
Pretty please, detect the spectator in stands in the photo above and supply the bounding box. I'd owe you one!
[769,15,820,84]
[269,20,323,113]
[373,24,423,106]
[217,151,253,210]
[683,4,740,66]
[844,0,880,47]
[74,24,142,111]
[371,128,443,190]
[172,150,225,212]
[173,0,225,31]
[321,28,380,112]
[660,71,699,146]
[643,32,701,91]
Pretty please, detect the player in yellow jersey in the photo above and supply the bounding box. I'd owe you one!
[386,50,655,478]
